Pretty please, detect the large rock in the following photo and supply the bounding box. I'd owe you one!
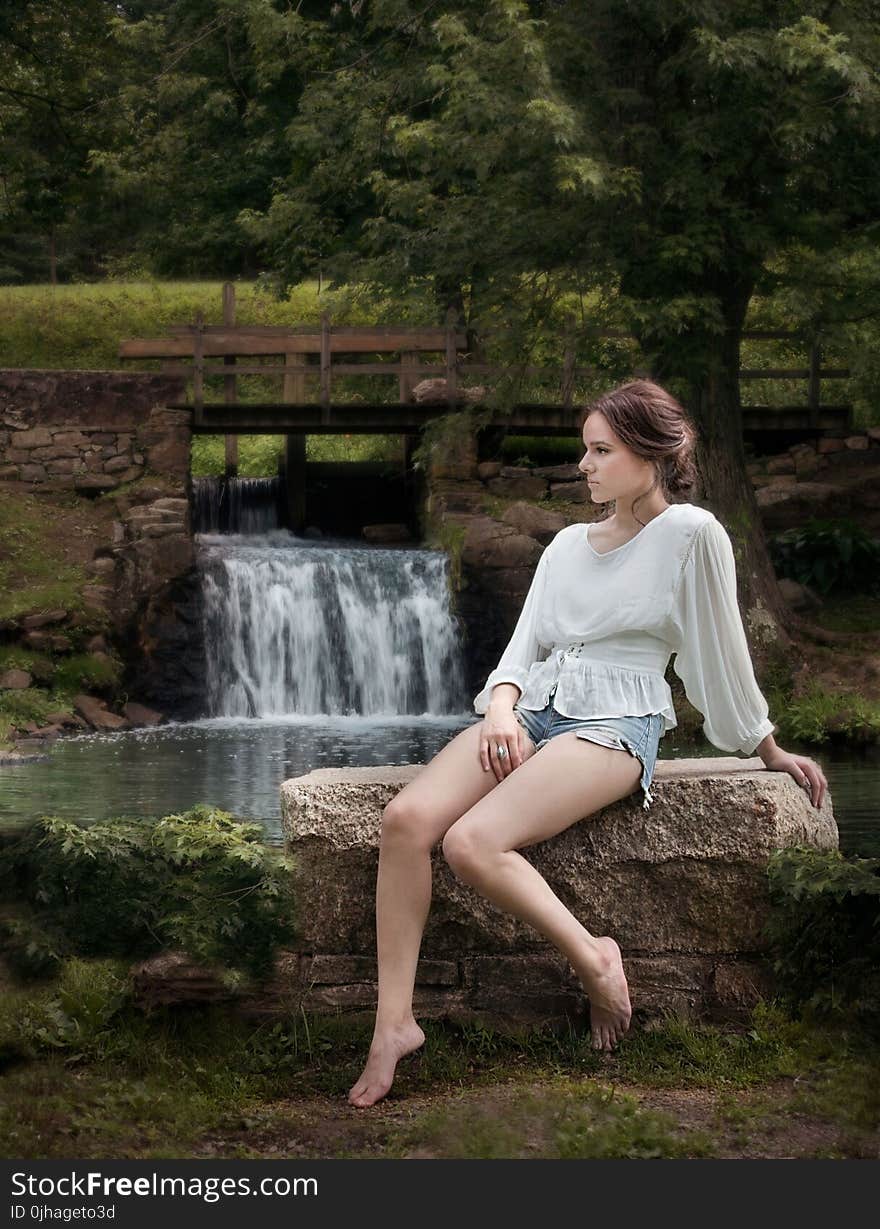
[72,693,130,731]
[500,501,567,545]
[458,516,543,569]
[0,669,32,690]
[122,701,165,727]
[276,760,837,1027]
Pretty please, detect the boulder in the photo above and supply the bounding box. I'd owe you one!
[122,701,165,727]
[485,475,548,501]
[0,669,32,690]
[532,463,582,482]
[778,578,823,611]
[500,500,566,545]
[459,517,543,569]
[21,609,68,630]
[361,523,413,543]
[411,378,487,404]
[72,693,130,731]
[277,760,837,1027]
[549,481,591,503]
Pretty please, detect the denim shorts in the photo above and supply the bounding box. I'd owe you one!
[513,691,664,812]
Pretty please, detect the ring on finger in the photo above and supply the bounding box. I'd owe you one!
[496,745,508,760]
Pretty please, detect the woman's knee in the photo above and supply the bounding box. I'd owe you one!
[381,795,435,848]
[441,822,486,880]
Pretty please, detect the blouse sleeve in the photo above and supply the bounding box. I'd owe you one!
[671,516,776,755]
[472,542,553,714]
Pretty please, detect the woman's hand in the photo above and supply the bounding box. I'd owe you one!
[480,706,527,782]
[761,748,828,810]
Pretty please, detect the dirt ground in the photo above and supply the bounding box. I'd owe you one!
[184,1077,879,1161]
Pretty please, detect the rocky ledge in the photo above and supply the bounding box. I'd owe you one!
[131,758,836,1029]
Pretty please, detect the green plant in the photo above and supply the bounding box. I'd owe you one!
[768,518,880,597]
[411,406,496,473]
[0,805,298,981]
[763,846,880,1029]
[52,652,122,695]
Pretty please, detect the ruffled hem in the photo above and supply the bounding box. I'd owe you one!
[514,656,678,735]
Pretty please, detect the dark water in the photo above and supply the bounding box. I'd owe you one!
[0,718,876,857]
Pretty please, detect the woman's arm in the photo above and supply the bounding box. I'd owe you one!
[472,543,553,715]
[672,517,827,809]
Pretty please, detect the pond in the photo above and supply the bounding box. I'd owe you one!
[1,716,876,857]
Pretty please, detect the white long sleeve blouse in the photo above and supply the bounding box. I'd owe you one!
[472,502,777,755]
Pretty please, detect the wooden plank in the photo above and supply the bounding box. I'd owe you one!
[120,331,466,358]
[445,307,458,409]
[192,312,205,426]
[399,351,419,405]
[808,341,821,430]
[320,313,331,421]
[283,347,307,532]
[739,368,850,379]
[223,283,238,479]
[167,323,458,340]
[561,318,576,410]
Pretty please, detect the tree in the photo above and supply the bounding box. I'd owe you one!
[242,0,880,660]
[0,0,121,282]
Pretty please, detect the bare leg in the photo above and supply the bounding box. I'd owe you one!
[347,720,537,1108]
[441,732,644,1052]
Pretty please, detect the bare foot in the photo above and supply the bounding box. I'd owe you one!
[347,1019,426,1108]
[579,936,632,1052]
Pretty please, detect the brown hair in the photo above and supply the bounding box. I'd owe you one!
[579,379,699,526]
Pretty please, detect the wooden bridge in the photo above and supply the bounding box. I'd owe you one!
[119,285,852,527]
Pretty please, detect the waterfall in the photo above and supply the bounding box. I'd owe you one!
[197,530,467,717]
[191,476,282,534]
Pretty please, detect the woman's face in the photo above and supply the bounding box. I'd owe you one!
[577,411,655,504]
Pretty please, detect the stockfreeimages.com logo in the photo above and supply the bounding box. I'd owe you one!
[11,1172,318,1205]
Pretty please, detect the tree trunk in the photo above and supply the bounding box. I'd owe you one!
[667,285,797,672]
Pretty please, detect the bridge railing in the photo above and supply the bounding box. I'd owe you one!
[120,310,850,429]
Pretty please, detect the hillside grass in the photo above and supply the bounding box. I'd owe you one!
[1,280,873,426]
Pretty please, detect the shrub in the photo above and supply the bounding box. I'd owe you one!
[763,846,880,1031]
[768,518,880,596]
[0,805,298,982]
[52,653,122,695]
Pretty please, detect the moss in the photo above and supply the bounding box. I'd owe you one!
[0,646,56,684]
[426,521,466,596]
[0,487,95,622]
[52,652,123,695]
[0,687,65,728]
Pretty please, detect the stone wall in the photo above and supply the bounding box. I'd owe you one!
[0,369,189,492]
[0,369,205,725]
[267,760,837,1028]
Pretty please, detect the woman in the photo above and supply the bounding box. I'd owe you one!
[347,379,828,1109]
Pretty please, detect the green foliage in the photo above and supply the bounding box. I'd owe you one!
[0,959,130,1060]
[52,652,122,696]
[769,518,880,596]
[763,846,880,1029]
[0,646,55,684]
[0,804,298,981]
[0,687,64,728]
[777,681,880,748]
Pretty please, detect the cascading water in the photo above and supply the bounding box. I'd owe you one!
[192,476,282,534]
[198,530,467,717]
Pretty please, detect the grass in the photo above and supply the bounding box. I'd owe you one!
[0,488,91,624]
[770,679,880,747]
[0,959,877,1159]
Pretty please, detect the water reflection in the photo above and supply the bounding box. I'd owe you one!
[0,720,876,857]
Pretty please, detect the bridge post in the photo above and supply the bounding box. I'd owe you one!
[282,351,307,533]
[223,282,238,479]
